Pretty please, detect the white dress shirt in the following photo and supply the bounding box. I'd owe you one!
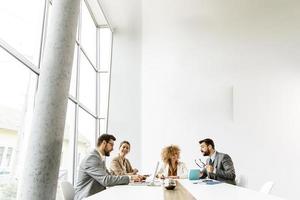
[158,161,188,179]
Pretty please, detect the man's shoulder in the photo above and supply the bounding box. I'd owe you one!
[217,151,230,155]
[216,152,233,162]
[81,150,101,164]
[84,149,98,158]
[216,151,230,158]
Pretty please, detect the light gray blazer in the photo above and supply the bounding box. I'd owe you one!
[201,151,236,185]
[74,149,130,200]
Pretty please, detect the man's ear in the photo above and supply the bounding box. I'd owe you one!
[208,144,212,150]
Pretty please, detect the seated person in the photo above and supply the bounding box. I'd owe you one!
[110,140,139,175]
[74,134,143,200]
[157,145,188,179]
[198,138,236,185]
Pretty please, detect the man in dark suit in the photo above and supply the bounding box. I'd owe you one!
[199,138,236,185]
[74,134,143,200]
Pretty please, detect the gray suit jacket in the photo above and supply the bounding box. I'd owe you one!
[201,151,236,185]
[74,149,130,200]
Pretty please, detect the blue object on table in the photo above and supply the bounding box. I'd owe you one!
[202,179,222,185]
[188,169,200,180]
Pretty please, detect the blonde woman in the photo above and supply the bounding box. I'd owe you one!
[157,145,188,179]
[110,141,139,175]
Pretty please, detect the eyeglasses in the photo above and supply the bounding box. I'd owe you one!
[107,141,114,146]
[194,159,206,168]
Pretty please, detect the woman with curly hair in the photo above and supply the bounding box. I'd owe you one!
[157,145,188,179]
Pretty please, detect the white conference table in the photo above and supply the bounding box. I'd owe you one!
[180,179,284,200]
[85,179,285,200]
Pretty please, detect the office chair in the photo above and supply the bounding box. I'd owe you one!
[235,174,248,187]
[260,181,274,194]
[60,181,75,200]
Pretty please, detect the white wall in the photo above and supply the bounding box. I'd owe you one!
[141,0,300,199]
[102,0,300,199]
[100,0,142,169]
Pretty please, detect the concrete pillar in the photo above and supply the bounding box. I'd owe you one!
[17,0,80,199]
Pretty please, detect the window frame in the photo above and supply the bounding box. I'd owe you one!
[0,0,113,185]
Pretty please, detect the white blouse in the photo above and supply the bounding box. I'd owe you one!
[157,161,188,179]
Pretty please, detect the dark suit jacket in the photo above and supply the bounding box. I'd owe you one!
[74,149,130,200]
[201,151,236,185]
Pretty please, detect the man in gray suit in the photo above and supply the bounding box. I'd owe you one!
[74,134,142,200]
[199,138,236,185]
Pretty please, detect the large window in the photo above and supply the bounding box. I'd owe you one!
[0,0,113,198]
[0,0,44,66]
[0,47,38,200]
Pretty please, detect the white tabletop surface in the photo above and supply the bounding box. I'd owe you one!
[85,183,164,200]
[180,179,285,200]
[85,179,285,200]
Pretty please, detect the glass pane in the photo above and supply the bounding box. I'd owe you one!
[41,1,52,65]
[76,109,96,181]
[0,48,37,199]
[59,101,75,183]
[79,51,96,113]
[0,147,4,167]
[5,147,13,167]
[0,0,45,65]
[100,118,107,135]
[99,28,112,71]
[81,1,96,66]
[99,73,110,118]
[69,45,78,97]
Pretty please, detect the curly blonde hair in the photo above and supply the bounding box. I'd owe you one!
[161,145,180,165]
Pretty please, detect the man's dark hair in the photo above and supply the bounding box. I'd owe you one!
[199,138,215,149]
[97,134,116,146]
[119,140,130,148]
